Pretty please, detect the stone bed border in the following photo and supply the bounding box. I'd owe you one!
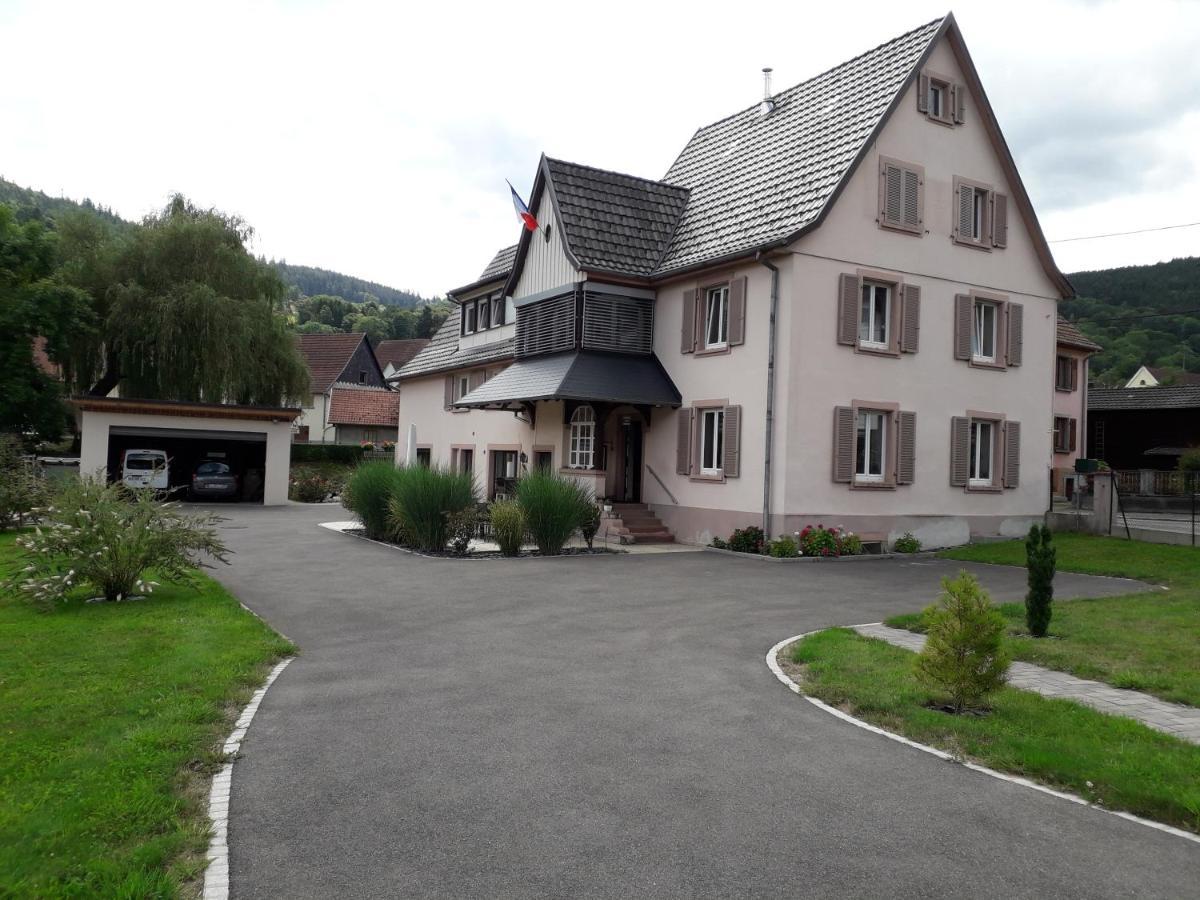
[766,629,1200,846]
[704,545,939,563]
[202,657,294,899]
[318,520,626,560]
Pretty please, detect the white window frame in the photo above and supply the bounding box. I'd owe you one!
[490,294,504,327]
[969,419,994,487]
[704,286,729,350]
[457,374,470,401]
[463,303,476,335]
[699,408,725,476]
[854,410,887,482]
[972,300,997,363]
[859,280,890,349]
[568,405,595,469]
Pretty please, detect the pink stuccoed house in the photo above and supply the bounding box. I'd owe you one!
[392,13,1085,549]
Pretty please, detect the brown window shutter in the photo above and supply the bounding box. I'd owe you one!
[956,183,974,240]
[1003,420,1021,488]
[954,294,973,360]
[832,406,855,483]
[950,416,970,487]
[728,277,747,346]
[444,375,454,410]
[468,371,484,391]
[896,410,917,484]
[837,273,860,346]
[723,405,742,477]
[1071,358,1079,391]
[1069,418,1078,453]
[883,164,902,225]
[992,193,1008,247]
[903,167,922,229]
[676,408,693,475]
[900,284,921,353]
[917,73,930,113]
[1006,302,1024,367]
[681,288,697,353]
[952,83,965,123]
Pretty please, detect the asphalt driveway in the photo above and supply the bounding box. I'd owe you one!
[212,504,1199,899]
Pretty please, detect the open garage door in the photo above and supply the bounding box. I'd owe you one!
[107,426,268,503]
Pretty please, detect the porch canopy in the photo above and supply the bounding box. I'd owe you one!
[454,350,681,412]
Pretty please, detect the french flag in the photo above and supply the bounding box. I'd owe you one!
[507,180,538,232]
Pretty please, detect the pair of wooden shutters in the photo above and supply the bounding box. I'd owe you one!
[916,72,965,123]
[880,162,922,232]
[949,418,1021,488]
[443,370,486,409]
[836,275,920,353]
[675,406,741,477]
[831,408,916,485]
[681,277,747,353]
[955,185,1008,248]
[952,297,1023,366]
[1055,417,1078,453]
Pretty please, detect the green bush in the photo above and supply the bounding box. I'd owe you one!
[6,475,229,605]
[841,532,864,556]
[386,464,477,552]
[580,502,601,551]
[342,461,404,540]
[1025,524,1057,637]
[0,436,47,530]
[768,535,799,558]
[709,536,728,549]
[893,532,922,553]
[727,526,765,554]
[916,572,1010,712]
[489,500,526,556]
[515,471,593,555]
[291,443,364,465]
[446,506,478,557]
[289,467,334,502]
[798,524,840,557]
[1177,447,1200,473]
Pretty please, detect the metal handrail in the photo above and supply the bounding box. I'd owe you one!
[645,464,678,505]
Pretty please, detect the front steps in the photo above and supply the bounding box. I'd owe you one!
[602,502,675,544]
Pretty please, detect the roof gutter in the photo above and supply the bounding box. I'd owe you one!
[757,252,781,538]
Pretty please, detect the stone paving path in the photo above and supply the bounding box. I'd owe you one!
[853,623,1200,744]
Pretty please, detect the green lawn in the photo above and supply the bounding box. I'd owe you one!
[883,535,1200,707]
[789,628,1200,832]
[0,531,294,897]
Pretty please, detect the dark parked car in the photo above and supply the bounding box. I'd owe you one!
[189,460,239,501]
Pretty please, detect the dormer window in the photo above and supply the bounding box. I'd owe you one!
[918,69,962,125]
[462,302,477,335]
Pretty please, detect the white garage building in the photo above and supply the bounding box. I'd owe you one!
[74,397,299,506]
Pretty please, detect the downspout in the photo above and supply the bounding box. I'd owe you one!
[757,252,780,538]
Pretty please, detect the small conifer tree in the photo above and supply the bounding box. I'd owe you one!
[1024,524,1056,637]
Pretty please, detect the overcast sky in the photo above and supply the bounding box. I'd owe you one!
[2,0,1198,296]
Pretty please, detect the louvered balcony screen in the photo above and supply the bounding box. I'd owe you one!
[581,292,654,355]
[515,291,577,358]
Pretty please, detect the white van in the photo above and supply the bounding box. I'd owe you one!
[121,449,170,491]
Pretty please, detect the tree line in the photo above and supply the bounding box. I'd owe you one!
[293,294,447,343]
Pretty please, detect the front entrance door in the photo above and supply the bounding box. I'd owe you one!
[620,417,643,503]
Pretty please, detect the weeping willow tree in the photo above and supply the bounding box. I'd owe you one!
[72,196,309,405]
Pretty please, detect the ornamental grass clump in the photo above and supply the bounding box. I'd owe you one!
[7,475,229,606]
[515,470,594,555]
[489,499,526,557]
[386,464,476,552]
[0,436,47,531]
[343,461,405,539]
[915,571,1010,713]
[1025,523,1057,637]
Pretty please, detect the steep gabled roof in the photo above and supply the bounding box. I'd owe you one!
[542,158,689,276]
[374,339,430,372]
[327,383,401,426]
[394,305,515,380]
[656,18,943,275]
[295,332,373,394]
[480,245,518,280]
[1056,317,1102,352]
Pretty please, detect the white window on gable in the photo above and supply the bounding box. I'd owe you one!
[859,281,890,348]
[704,285,729,349]
[457,374,470,401]
[699,408,725,476]
[568,405,595,469]
[969,419,994,486]
[929,81,944,119]
[972,300,997,362]
[855,410,886,482]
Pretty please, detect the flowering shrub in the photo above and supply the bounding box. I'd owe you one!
[0,436,47,531]
[6,475,229,606]
[289,468,334,502]
[382,440,396,452]
[726,526,766,554]
[797,524,862,558]
[360,441,376,452]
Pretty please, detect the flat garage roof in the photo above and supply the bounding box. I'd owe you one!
[71,395,300,421]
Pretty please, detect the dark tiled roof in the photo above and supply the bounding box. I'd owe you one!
[1147,367,1200,386]
[456,351,681,408]
[655,17,943,274]
[296,332,370,393]
[544,158,689,276]
[1056,317,1102,352]
[1089,385,1200,411]
[393,306,515,380]
[374,339,430,371]
[480,245,518,280]
[327,384,400,426]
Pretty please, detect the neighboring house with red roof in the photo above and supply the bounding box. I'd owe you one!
[294,332,392,443]
[327,384,401,445]
[375,339,430,380]
[32,337,63,380]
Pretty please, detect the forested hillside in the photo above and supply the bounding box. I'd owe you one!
[0,178,127,229]
[1064,257,1200,385]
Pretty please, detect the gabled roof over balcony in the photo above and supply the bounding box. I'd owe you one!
[454,351,681,411]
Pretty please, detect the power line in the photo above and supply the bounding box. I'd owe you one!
[1071,307,1200,325]
[1049,221,1200,243]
